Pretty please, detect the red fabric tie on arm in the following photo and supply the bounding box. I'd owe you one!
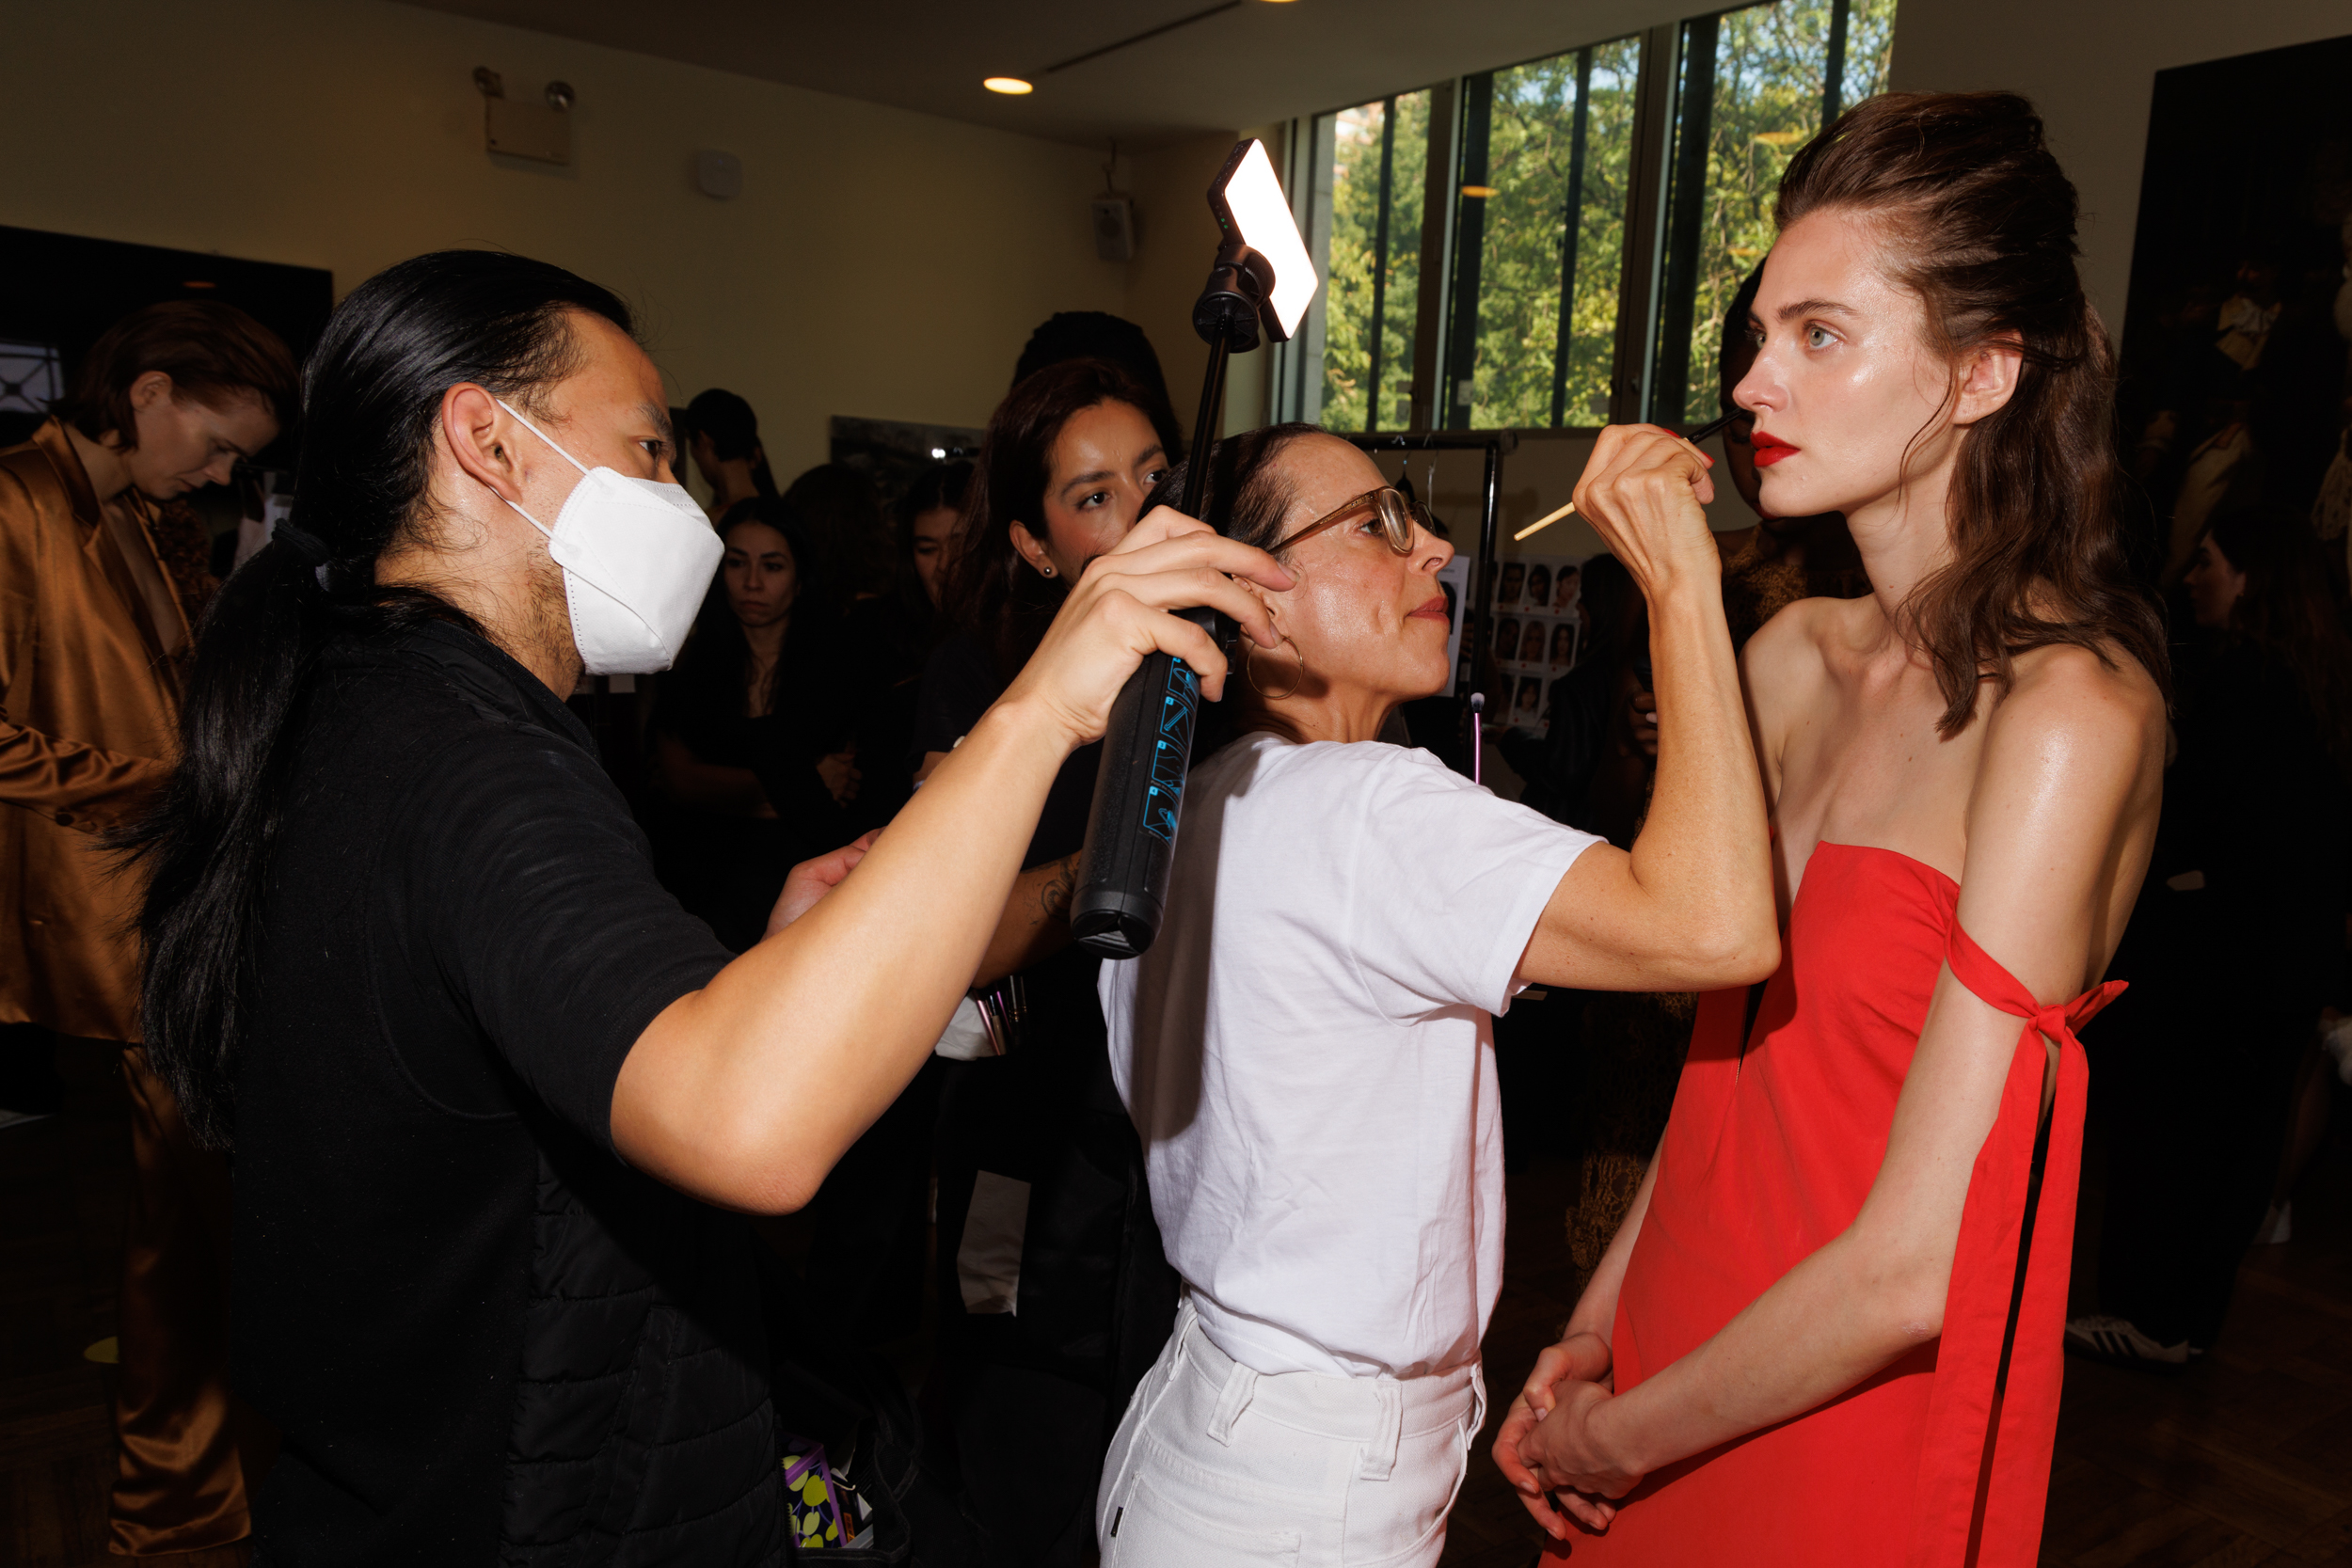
[1907,923,2123,1568]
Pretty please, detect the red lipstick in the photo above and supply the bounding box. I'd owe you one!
[1752,431,1799,467]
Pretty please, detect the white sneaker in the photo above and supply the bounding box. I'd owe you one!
[2256,1203,2292,1245]
[2065,1313,2190,1370]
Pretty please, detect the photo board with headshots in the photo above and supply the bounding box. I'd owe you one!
[1485,553,1589,735]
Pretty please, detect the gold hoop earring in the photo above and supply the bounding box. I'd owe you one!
[1246,636,1305,701]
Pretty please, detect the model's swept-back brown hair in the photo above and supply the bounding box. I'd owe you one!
[1777,91,2166,733]
[59,300,299,449]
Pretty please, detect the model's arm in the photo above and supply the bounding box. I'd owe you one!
[1498,609,1809,1534]
[0,473,171,832]
[1516,426,1779,993]
[612,511,1291,1213]
[1515,647,2164,1527]
[1493,1139,1662,1531]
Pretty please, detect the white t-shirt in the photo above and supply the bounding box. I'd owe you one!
[1101,733,1599,1380]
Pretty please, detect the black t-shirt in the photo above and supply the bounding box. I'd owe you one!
[232,620,756,1561]
[912,631,1099,869]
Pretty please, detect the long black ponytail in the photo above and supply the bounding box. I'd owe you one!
[120,249,635,1151]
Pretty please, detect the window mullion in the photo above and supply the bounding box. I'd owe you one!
[1650,16,1720,425]
[1549,47,1596,429]
[1821,0,1851,124]
[1366,97,1397,433]
[1442,72,1495,430]
[1406,78,1461,433]
[1611,24,1679,426]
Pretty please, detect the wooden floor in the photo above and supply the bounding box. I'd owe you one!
[5,1034,2347,1567]
[1439,1124,2352,1567]
[0,1040,245,1568]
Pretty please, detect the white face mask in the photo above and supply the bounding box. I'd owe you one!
[492,399,722,674]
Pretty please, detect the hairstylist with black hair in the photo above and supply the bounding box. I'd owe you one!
[123,250,1288,1565]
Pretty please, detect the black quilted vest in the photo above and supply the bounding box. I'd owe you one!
[501,1117,787,1566]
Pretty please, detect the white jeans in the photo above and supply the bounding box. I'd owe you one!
[1096,1301,1486,1568]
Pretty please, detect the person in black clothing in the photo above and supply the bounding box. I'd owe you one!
[837,460,970,835]
[2071,502,2352,1367]
[914,357,1180,1568]
[650,498,858,953]
[904,460,971,608]
[792,463,974,1346]
[686,386,778,523]
[783,460,893,601]
[119,249,1291,1564]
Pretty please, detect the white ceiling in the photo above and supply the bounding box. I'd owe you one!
[401,0,1650,148]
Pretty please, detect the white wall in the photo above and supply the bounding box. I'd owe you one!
[1889,0,2350,351]
[0,0,1137,481]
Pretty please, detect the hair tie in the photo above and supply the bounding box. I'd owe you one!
[274,523,331,567]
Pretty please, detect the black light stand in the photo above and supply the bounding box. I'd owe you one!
[1067,240,1276,959]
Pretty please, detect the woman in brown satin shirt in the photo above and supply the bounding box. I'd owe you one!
[0,300,293,1554]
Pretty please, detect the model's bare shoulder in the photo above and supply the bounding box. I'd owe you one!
[1996,641,2168,763]
[1972,641,2167,862]
[1740,594,1842,712]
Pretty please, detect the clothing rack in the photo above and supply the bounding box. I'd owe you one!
[1341,431,1518,767]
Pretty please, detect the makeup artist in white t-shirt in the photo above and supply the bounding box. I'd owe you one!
[1095,422,1777,1568]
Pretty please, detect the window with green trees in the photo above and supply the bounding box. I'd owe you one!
[1650,0,1897,424]
[1285,0,1896,435]
[1317,89,1431,433]
[1442,36,1645,430]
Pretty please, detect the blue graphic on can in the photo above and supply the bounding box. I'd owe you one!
[1141,658,1200,844]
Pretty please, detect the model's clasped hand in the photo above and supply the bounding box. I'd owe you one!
[1491,1329,1639,1538]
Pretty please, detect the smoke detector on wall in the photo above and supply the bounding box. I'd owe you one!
[1090,141,1134,262]
[695,150,743,200]
[475,67,574,166]
[1091,197,1135,261]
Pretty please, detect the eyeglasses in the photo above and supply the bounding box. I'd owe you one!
[1267,487,1428,557]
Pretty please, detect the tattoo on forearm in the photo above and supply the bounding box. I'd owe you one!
[1040,855,1078,924]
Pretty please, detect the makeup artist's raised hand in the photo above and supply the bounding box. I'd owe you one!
[1494,1331,1617,1537]
[1572,424,1721,602]
[1001,506,1292,750]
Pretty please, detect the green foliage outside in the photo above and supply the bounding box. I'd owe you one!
[1311,0,1896,434]
[1462,37,1644,430]
[1667,0,1896,422]
[1321,90,1430,433]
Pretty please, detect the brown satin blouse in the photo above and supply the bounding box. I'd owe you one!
[0,418,189,1041]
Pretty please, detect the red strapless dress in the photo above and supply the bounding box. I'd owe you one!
[1565,843,2121,1566]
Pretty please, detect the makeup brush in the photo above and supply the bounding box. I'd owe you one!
[1512,412,1739,542]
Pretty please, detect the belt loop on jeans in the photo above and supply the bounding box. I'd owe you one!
[1357,1379,1404,1481]
[1207,1357,1257,1447]
[1168,1294,1198,1384]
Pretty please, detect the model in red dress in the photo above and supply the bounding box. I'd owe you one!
[1560,842,2119,1565]
[1492,93,2173,1568]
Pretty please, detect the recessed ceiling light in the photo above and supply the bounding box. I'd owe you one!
[984,76,1033,95]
